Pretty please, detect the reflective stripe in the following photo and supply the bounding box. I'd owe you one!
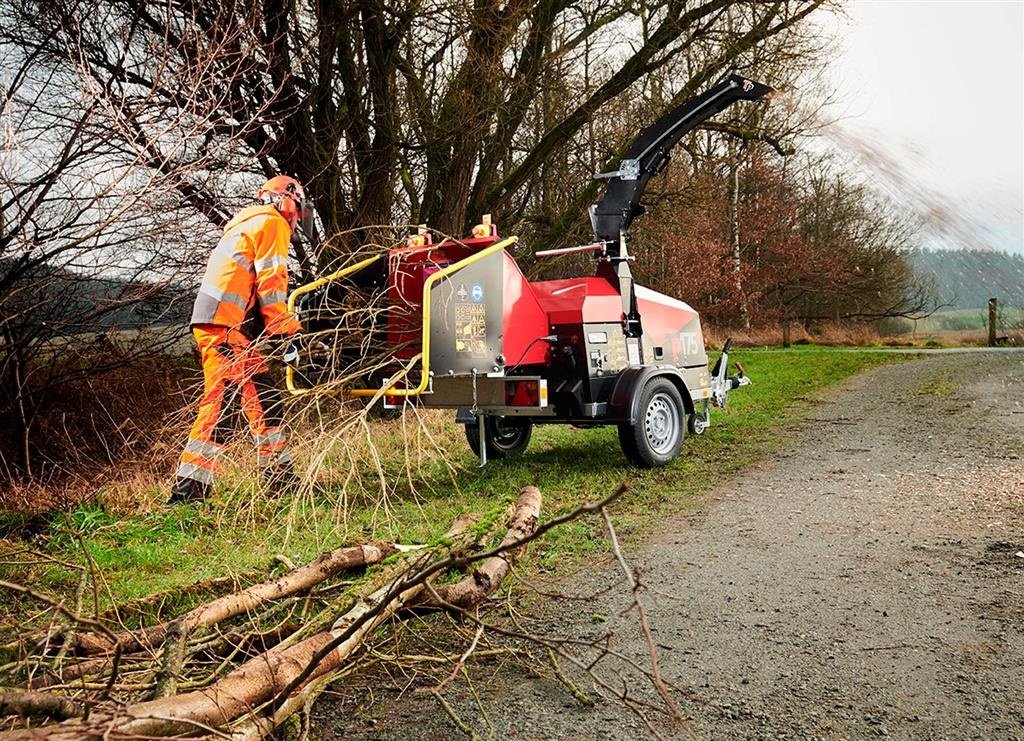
[259,290,287,306]
[253,428,286,446]
[176,461,215,485]
[191,293,221,324]
[185,438,223,459]
[233,253,254,272]
[199,284,250,311]
[254,255,286,272]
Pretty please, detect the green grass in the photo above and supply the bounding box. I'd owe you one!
[0,347,906,627]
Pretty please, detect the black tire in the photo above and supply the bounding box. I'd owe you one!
[464,416,533,459]
[687,411,708,436]
[617,377,686,467]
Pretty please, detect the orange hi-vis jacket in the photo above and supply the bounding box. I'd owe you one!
[191,204,302,338]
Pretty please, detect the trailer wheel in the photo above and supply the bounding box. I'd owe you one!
[687,412,708,436]
[464,416,533,459]
[618,378,685,467]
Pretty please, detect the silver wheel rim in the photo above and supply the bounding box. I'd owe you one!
[492,418,524,448]
[644,392,681,455]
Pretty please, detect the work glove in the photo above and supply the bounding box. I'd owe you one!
[283,335,331,368]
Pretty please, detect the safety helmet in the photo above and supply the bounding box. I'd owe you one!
[257,175,306,230]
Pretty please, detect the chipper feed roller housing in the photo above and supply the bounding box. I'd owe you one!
[287,74,771,466]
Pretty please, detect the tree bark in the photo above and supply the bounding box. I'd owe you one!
[68,541,399,656]
[0,691,83,722]
[413,485,542,610]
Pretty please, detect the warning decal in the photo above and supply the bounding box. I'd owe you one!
[455,302,488,357]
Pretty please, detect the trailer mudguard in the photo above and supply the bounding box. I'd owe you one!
[608,367,696,424]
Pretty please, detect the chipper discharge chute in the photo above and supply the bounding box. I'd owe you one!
[287,74,771,467]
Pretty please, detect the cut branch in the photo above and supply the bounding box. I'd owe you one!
[0,690,84,721]
[413,485,542,610]
[67,541,401,656]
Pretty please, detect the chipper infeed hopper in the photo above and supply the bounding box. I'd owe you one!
[287,74,771,467]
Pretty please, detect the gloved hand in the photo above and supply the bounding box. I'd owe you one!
[282,335,332,368]
[283,341,301,366]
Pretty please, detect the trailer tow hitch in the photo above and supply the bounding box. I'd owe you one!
[691,338,750,435]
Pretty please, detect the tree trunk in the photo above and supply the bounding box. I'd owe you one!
[729,144,749,329]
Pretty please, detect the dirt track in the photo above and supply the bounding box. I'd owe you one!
[320,352,1024,739]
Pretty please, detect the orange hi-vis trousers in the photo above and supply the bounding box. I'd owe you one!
[175,325,291,491]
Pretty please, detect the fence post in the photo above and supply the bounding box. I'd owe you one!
[988,297,998,347]
[782,322,791,348]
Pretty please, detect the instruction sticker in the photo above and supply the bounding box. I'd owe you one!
[455,303,488,357]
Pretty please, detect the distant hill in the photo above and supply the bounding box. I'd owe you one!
[0,258,190,334]
[908,249,1024,309]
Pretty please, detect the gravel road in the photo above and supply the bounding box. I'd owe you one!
[317,351,1024,740]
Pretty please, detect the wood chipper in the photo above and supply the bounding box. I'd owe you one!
[286,74,772,466]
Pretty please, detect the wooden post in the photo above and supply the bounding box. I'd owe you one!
[782,322,791,348]
[988,297,998,347]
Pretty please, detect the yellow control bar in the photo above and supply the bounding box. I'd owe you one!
[286,253,384,314]
[285,253,384,396]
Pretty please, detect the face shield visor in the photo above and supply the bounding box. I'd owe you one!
[291,198,316,246]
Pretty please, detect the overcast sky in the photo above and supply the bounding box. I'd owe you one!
[820,0,1023,254]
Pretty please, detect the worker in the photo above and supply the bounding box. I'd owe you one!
[169,175,308,504]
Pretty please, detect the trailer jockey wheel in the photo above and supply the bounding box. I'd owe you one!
[618,377,686,467]
[465,416,533,459]
[687,411,708,436]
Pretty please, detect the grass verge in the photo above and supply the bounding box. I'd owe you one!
[0,347,907,631]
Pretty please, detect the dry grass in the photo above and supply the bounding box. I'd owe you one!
[705,321,1024,350]
[704,321,880,349]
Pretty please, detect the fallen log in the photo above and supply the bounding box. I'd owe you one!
[0,522,478,739]
[230,486,543,741]
[413,485,542,610]
[0,490,546,740]
[69,540,400,656]
[0,690,83,721]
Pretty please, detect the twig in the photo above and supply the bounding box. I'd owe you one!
[432,689,476,739]
[601,507,688,732]
[546,648,594,707]
[0,580,122,700]
[432,623,485,695]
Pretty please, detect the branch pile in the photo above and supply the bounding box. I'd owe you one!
[0,487,542,739]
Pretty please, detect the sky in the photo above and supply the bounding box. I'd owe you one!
[820,0,1024,254]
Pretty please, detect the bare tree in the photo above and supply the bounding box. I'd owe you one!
[0,5,270,484]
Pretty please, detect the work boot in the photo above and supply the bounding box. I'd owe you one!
[167,477,212,505]
[262,464,301,496]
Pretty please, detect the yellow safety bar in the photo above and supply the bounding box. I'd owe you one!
[286,253,385,315]
[285,253,384,396]
[350,235,518,398]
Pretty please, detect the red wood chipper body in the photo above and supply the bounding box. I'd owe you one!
[287,74,770,466]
